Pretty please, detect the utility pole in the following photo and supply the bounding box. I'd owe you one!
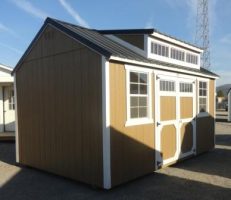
[195,0,211,69]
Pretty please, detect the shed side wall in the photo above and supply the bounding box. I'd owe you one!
[109,61,155,187]
[196,79,215,154]
[16,25,103,187]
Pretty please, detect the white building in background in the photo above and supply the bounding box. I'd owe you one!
[0,64,15,132]
[228,89,231,121]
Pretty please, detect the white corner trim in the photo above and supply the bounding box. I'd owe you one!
[105,35,146,57]
[102,56,111,189]
[14,74,19,163]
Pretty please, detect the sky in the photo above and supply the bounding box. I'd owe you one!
[0,0,230,86]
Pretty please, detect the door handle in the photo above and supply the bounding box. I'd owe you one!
[157,122,161,126]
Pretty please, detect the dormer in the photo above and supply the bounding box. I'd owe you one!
[99,29,203,70]
[147,31,203,69]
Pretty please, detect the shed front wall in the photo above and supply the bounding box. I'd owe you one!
[109,62,216,187]
[109,61,155,187]
[16,25,103,187]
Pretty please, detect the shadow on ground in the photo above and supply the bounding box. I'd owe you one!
[0,143,231,199]
[0,142,16,165]
[0,164,230,200]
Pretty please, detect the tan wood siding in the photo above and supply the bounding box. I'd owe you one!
[109,61,155,187]
[160,96,176,121]
[16,25,103,187]
[180,97,193,119]
[209,80,215,117]
[196,116,214,154]
[181,122,193,154]
[161,125,176,160]
[116,34,145,50]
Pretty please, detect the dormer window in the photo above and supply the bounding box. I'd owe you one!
[186,53,198,65]
[171,48,185,61]
[151,42,169,57]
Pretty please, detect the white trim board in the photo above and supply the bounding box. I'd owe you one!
[110,56,218,80]
[14,74,19,163]
[102,56,111,189]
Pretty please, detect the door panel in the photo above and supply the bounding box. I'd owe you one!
[181,122,193,154]
[161,125,177,160]
[160,96,176,121]
[180,97,193,119]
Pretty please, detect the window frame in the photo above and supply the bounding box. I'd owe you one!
[151,42,169,58]
[197,79,209,117]
[8,87,15,110]
[125,65,153,126]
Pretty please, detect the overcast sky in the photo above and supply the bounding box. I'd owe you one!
[0,0,230,86]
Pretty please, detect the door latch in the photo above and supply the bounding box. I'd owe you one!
[157,122,161,126]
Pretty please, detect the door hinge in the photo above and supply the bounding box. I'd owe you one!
[157,122,161,126]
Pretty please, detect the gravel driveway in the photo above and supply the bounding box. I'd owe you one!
[0,115,230,199]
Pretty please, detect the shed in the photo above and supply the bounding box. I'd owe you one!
[0,64,15,136]
[228,88,231,121]
[13,18,219,189]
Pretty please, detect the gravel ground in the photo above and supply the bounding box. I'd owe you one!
[0,113,230,200]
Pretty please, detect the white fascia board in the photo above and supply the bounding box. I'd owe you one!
[0,76,14,83]
[109,56,218,80]
[0,64,13,73]
[152,32,203,53]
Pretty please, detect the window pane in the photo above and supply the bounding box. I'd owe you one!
[130,97,138,107]
[139,107,147,118]
[130,84,138,94]
[139,97,147,106]
[130,72,138,83]
[140,84,147,94]
[140,73,147,84]
[131,107,138,118]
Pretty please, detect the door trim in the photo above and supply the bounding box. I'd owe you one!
[154,70,197,169]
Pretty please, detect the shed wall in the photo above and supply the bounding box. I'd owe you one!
[109,61,155,187]
[196,79,215,154]
[16,25,103,187]
[115,34,145,50]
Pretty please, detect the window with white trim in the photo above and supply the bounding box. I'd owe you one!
[126,67,152,126]
[160,80,175,92]
[151,42,169,57]
[9,87,15,110]
[129,72,148,118]
[199,81,207,112]
[171,48,185,61]
[186,53,198,64]
[180,82,193,93]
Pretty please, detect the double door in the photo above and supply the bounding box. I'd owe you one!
[155,73,196,168]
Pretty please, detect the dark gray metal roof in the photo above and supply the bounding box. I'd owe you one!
[98,28,203,50]
[13,17,218,78]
